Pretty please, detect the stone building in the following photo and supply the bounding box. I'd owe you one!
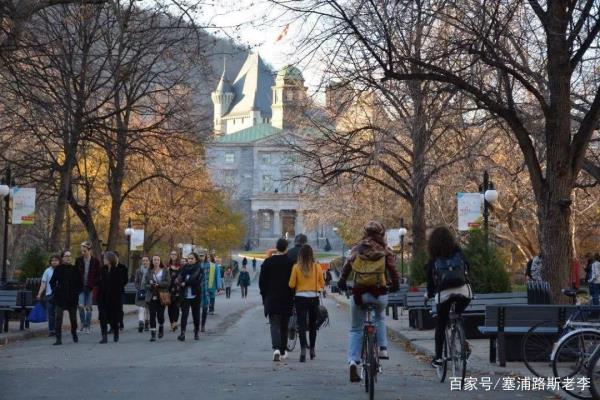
[206,53,340,249]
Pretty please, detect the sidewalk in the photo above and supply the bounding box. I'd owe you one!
[0,304,138,345]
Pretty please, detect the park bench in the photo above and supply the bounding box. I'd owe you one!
[405,291,434,329]
[478,304,578,367]
[0,290,34,332]
[384,284,410,320]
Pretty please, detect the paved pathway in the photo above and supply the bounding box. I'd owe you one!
[0,285,551,400]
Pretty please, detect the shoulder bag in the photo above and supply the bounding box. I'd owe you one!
[315,264,329,329]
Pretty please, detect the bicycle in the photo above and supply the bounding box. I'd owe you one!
[428,296,468,389]
[287,307,298,352]
[522,288,600,399]
[360,302,381,400]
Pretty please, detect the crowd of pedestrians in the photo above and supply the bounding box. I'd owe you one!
[35,242,256,345]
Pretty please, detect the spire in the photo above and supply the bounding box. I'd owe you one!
[215,57,232,93]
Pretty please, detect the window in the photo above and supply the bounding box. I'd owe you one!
[222,170,236,187]
[261,153,271,165]
[225,152,235,163]
[262,212,272,231]
[262,175,272,192]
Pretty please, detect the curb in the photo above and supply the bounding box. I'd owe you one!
[0,309,137,346]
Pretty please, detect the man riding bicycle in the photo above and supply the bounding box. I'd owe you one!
[425,226,472,369]
[337,221,400,383]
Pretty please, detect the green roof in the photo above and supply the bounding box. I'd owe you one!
[215,124,282,144]
[276,65,304,83]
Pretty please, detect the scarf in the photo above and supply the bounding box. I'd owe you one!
[208,263,216,289]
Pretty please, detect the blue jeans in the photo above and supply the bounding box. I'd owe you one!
[79,289,93,328]
[591,283,600,306]
[209,290,216,312]
[44,295,55,333]
[348,293,388,363]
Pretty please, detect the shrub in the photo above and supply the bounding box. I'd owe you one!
[19,246,49,282]
[408,251,428,286]
[462,229,511,293]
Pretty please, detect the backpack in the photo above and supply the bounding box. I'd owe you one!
[434,252,467,291]
[351,256,386,287]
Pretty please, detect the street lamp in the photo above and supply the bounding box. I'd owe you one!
[0,166,14,287]
[399,218,408,284]
[124,218,134,278]
[479,170,499,250]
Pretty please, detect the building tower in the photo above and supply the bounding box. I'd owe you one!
[211,63,234,135]
[271,65,307,129]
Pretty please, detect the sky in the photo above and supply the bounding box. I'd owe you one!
[197,0,324,92]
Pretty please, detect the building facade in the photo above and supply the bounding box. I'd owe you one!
[206,53,339,249]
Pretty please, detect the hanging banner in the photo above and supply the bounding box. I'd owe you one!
[386,229,400,248]
[130,229,144,251]
[457,192,482,231]
[10,187,36,225]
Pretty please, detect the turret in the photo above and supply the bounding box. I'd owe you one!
[211,63,234,135]
[271,65,307,129]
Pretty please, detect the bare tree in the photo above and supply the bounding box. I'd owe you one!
[272,0,600,300]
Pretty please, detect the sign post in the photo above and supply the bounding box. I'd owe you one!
[457,192,482,231]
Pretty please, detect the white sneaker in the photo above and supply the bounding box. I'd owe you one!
[84,328,91,334]
[273,350,281,362]
[349,361,361,382]
[281,351,288,360]
[379,349,389,359]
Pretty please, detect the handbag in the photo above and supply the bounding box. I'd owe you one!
[314,264,329,329]
[28,302,47,323]
[158,290,171,306]
[136,289,146,301]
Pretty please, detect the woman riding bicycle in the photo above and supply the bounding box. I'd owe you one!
[425,226,472,369]
[337,221,400,383]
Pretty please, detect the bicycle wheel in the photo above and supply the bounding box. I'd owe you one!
[362,331,369,393]
[587,346,600,400]
[522,320,559,378]
[367,331,376,400]
[552,330,600,399]
[449,323,467,388]
[437,333,448,382]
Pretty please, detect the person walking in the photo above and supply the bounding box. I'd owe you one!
[337,221,400,382]
[237,266,251,299]
[50,251,82,345]
[167,250,182,332]
[144,255,170,342]
[289,244,325,362]
[205,255,222,314]
[177,252,203,341]
[97,252,128,343]
[424,226,472,369]
[287,234,307,265]
[223,266,234,299]
[589,254,600,306]
[252,257,257,272]
[242,257,248,269]
[134,256,151,333]
[75,241,101,334]
[259,238,294,361]
[36,254,60,337]
[112,251,128,333]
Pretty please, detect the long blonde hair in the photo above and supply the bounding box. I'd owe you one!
[298,244,315,277]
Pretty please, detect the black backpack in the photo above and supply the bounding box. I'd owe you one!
[434,252,467,291]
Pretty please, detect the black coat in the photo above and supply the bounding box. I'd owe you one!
[287,245,302,265]
[50,264,83,308]
[259,254,294,316]
[97,265,127,312]
[177,263,203,299]
[116,263,129,294]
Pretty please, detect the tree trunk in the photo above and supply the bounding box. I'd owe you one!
[49,163,73,252]
[411,194,427,258]
[68,193,103,256]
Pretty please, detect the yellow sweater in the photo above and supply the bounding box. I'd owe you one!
[289,263,325,293]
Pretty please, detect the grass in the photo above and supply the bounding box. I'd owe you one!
[512,284,527,292]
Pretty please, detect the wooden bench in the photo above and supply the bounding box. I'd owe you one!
[478,304,578,366]
[0,290,34,332]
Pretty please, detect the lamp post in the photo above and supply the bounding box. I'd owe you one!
[399,218,408,284]
[479,170,499,251]
[0,166,13,287]
[177,243,184,259]
[124,218,134,279]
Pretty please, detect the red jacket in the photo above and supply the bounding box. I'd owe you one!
[76,255,101,289]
